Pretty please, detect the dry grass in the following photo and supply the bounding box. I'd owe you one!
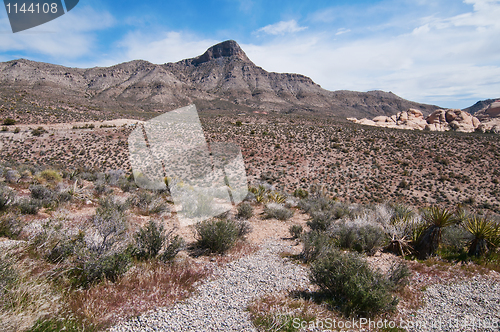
[0,253,62,332]
[67,260,212,329]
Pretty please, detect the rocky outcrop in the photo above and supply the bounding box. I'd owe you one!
[348,108,488,133]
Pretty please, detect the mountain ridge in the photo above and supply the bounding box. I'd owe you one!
[0,40,457,120]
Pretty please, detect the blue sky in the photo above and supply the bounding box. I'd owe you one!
[1,0,499,109]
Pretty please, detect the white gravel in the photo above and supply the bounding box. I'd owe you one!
[405,277,500,332]
[110,240,309,332]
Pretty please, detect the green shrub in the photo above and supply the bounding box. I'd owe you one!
[301,230,334,263]
[441,224,470,253]
[134,220,165,260]
[310,250,398,316]
[72,252,131,288]
[159,235,185,262]
[1,126,7,132]
[118,177,136,192]
[263,203,293,221]
[237,202,254,219]
[2,118,16,126]
[127,191,168,215]
[18,198,41,214]
[0,260,18,308]
[92,197,128,253]
[293,188,309,199]
[0,214,22,239]
[387,262,411,290]
[39,169,62,182]
[195,218,244,254]
[31,127,46,136]
[0,185,15,211]
[289,224,303,239]
[30,184,55,200]
[331,221,388,254]
[13,127,20,134]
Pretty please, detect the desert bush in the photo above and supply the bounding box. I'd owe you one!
[0,260,17,308]
[263,203,293,221]
[415,206,457,259]
[105,169,124,186]
[17,198,41,215]
[2,118,16,126]
[31,127,46,136]
[301,230,335,263]
[293,187,309,199]
[30,185,55,201]
[387,262,412,290]
[94,179,111,195]
[38,169,62,183]
[237,202,253,219]
[118,177,136,192]
[134,220,165,260]
[127,191,168,216]
[289,224,303,239]
[195,218,246,254]
[331,220,388,255]
[310,250,398,316]
[72,252,131,288]
[441,223,470,253]
[92,197,128,254]
[5,169,20,183]
[0,214,22,239]
[1,126,7,132]
[159,235,185,262]
[0,185,15,211]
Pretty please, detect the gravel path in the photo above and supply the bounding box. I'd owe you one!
[406,277,500,332]
[110,240,309,332]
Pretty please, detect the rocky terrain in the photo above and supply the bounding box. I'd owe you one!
[0,40,439,122]
[348,106,500,133]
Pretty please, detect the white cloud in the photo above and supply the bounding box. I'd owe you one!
[0,6,115,61]
[256,20,307,35]
[243,0,500,108]
[335,28,351,36]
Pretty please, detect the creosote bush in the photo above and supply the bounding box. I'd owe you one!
[263,203,293,221]
[310,249,401,316]
[331,221,388,255]
[289,224,303,239]
[0,185,15,211]
[237,202,253,219]
[195,218,250,254]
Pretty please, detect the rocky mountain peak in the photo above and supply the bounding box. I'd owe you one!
[192,40,250,65]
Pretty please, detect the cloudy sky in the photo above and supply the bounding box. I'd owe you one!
[1,0,499,109]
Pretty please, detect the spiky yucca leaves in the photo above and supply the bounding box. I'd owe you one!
[415,206,458,259]
[463,216,500,256]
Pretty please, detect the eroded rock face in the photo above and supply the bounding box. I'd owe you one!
[348,108,485,133]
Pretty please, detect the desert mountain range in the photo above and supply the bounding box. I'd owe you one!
[0,40,442,120]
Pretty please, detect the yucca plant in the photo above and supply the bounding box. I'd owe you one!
[463,216,500,256]
[415,206,458,259]
[267,191,287,204]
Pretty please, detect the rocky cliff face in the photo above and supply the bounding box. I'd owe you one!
[347,108,499,133]
[0,40,439,119]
